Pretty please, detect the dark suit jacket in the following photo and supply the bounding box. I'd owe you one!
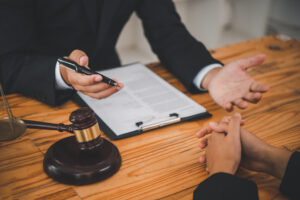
[0,0,221,106]
[194,151,300,200]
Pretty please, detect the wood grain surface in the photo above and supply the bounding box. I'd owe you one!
[0,35,299,200]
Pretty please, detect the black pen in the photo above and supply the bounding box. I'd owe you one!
[57,57,119,87]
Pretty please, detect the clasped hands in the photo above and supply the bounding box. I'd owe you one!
[196,114,292,179]
[60,50,269,112]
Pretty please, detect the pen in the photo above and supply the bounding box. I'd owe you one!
[57,57,119,87]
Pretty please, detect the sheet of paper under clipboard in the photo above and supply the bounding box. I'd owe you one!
[77,62,210,139]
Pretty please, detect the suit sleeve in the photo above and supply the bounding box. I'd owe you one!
[135,0,222,93]
[0,0,73,106]
[279,151,300,200]
[193,173,258,200]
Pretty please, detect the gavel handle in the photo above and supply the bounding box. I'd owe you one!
[23,120,74,133]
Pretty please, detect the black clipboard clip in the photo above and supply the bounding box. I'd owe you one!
[135,113,180,131]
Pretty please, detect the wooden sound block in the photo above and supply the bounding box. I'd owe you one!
[43,136,121,185]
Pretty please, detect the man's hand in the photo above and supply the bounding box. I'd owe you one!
[60,49,124,99]
[202,55,269,111]
[196,113,242,175]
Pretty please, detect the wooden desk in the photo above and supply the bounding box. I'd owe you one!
[0,35,299,200]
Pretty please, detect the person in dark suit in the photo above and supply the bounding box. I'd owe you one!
[195,114,299,200]
[0,0,269,110]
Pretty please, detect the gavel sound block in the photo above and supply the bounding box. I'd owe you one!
[41,108,121,185]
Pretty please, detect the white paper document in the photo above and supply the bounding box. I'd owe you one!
[77,63,207,136]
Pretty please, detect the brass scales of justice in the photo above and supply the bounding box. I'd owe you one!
[0,84,121,185]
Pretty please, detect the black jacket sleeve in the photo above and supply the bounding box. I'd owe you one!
[193,173,258,200]
[0,0,73,106]
[135,0,222,93]
[279,151,300,200]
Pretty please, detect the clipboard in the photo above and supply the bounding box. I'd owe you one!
[73,63,211,140]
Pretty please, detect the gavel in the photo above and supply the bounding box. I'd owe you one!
[11,107,122,185]
[25,107,104,150]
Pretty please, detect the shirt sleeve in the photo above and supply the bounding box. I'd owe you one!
[55,61,73,90]
[193,63,223,91]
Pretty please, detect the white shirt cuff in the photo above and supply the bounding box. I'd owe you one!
[193,63,223,91]
[55,61,73,90]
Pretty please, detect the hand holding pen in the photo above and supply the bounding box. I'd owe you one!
[59,49,123,99]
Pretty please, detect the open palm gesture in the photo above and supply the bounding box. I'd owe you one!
[208,54,269,111]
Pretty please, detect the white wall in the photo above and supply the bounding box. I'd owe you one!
[267,0,300,40]
[116,0,300,65]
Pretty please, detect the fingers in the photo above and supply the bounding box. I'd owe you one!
[83,85,121,99]
[209,122,225,132]
[75,81,110,93]
[198,134,211,149]
[199,154,206,163]
[67,71,124,99]
[250,82,269,93]
[115,81,124,91]
[209,115,245,133]
[112,78,123,89]
[237,54,266,70]
[209,122,228,133]
[225,102,233,112]
[221,115,245,125]
[243,92,261,103]
[223,82,268,112]
[195,126,212,138]
[69,72,124,97]
[61,49,124,100]
[234,81,268,106]
[227,113,241,139]
[196,126,213,150]
[219,116,232,124]
[198,152,208,171]
[233,98,248,109]
[71,74,102,86]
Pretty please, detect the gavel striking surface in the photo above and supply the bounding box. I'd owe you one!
[43,136,121,185]
[43,107,122,185]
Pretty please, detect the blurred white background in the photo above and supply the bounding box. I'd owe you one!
[116,0,300,64]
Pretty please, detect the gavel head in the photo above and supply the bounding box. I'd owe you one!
[69,107,103,150]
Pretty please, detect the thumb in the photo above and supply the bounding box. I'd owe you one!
[209,122,227,133]
[228,113,241,140]
[79,56,89,68]
[237,54,266,70]
[68,49,89,68]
